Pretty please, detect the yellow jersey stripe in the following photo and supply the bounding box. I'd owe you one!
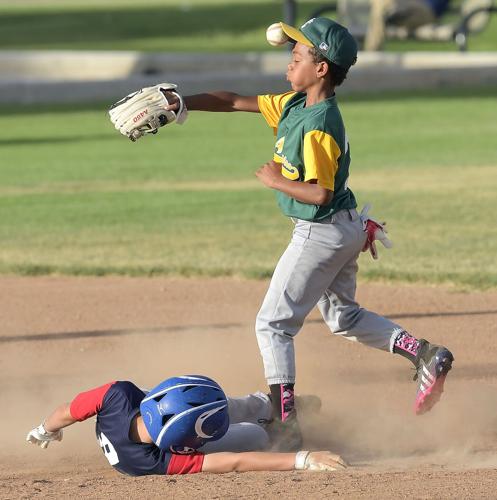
[303,130,341,190]
[257,92,296,130]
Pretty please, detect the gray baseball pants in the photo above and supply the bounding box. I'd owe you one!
[256,208,404,385]
[200,392,272,453]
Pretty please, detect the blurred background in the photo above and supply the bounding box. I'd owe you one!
[0,0,496,288]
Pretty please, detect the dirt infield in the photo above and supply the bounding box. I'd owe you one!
[2,277,497,499]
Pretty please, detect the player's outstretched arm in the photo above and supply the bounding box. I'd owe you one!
[27,381,115,449]
[43,402,78,431]
[26,403,76,449]
[167,92,259,113]
[201,451,347,473]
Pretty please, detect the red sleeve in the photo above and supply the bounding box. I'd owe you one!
[166,453,205,475]
[69,381,116,421]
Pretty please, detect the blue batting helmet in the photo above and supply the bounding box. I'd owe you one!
[140,375,229,452]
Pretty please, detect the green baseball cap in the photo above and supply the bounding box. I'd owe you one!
[280,18,358,70]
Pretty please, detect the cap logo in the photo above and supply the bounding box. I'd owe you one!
[301,18,315,29]
[319,42,329,51]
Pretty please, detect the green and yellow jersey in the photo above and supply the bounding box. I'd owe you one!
[258,91,356,221]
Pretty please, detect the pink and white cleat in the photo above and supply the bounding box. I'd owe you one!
[414,340,454,415]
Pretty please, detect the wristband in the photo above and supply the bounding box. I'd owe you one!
[38,423,49,435]
[39,423,58,437]
[295,450,310,470]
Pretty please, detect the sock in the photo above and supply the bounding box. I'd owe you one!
[393,330,420,365]
[269,383,295,422]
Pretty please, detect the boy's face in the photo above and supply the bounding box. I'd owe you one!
[286,42,322,92]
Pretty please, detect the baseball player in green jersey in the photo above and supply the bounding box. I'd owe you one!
[162,17,454,451]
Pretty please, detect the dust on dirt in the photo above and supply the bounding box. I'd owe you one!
[1,277,497,499]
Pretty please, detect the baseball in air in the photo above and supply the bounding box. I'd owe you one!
[266,23,289,46]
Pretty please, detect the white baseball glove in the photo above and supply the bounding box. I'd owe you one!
[26,424,63,449]
[295,451,348,471]
[359,203,393,260]
[109,83,188,142]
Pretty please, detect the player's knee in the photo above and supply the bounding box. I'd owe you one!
[248,425,270,450]
[230,423,270,452]
[327,306,363,333]
[200,423,270,453]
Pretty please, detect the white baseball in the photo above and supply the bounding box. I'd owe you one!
[266,23,289,46]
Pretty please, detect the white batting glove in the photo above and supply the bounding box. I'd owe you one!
[26,424,63,449]
[295,451,348,471]
[360,204,393,260]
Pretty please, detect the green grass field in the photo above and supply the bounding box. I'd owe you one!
[0,0,496,52]
[1,88,496,288]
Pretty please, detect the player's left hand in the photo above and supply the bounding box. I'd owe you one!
[360,204,393,260]
[108,83,188,142]
[26,424,63,449]
[255,160,284,189]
